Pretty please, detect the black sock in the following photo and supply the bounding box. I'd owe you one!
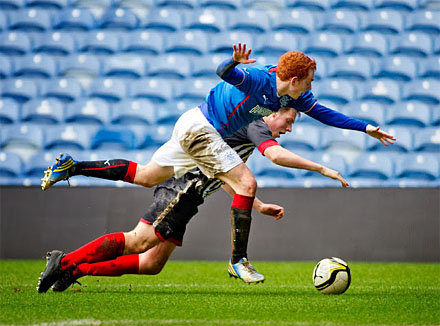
[71,160,131,181]
[230,207,252,264]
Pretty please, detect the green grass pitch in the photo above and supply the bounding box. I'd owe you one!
[0,260,439,326]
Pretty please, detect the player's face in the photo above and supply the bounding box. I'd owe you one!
[289,69,315,98]
[270,109,297,138]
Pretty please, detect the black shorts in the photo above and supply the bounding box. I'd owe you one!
[140,172,205,246]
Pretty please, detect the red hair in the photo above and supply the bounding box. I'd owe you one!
[277,51,316,81]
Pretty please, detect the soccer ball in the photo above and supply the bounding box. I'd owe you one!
[312,257,351,294]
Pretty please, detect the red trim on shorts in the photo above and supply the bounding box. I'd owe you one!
[81,164,126,171]
[258,139,279,155]
[139,218,183,247]
[217,95,251,133]
[232,194,254,210]
[123,161,137,183]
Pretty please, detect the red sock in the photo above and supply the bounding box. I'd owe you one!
[61,232,125,271]
[73,254,139,277]
[231,194,254,210]
[123,161,137,183]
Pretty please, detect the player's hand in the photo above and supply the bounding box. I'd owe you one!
[232,42,256,65]
[258,203,284,220]
[366,124,396,146]
[320,167,349,188]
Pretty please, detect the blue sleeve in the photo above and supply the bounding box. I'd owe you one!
[306,103,368,132]
[216,58,244,85]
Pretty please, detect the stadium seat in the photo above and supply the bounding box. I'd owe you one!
[102,54,146,78]
[22,98,64,124]
[313,79,356,104]
[87,78,127,103]
[0,55,12,79]
[228,9,271,34]
[358,79,400,104]
[329,0,374,11]
[147,54,191,79]
[65,98,110,125]
[40,78,82,103]
[44,124,96,150]
[191,54,224,78]
[130,78,174,103]
[361,9,404,34]
[413,127,440,152]
[210,31,255,54]
[78,31,120,55]
[99,7,139,30]
[432,108,440,126]
[0,0,24,10]
[0,151,23,178]
[26,0,67,9]
[9,8,52,32]
[53,8,95,31]
[156,99,196,125]
[303,32,343,57]
[418,56,440,79]
[389,32,432,57]
[174,78,217,102]
[0,11,7,32]
[1,79,38,103]
[251,152,297,179]
[318,9,360,34]
[183,9,227,33]
[165,30,209,56]
[402,79,440,105]
[344,31,388,57]
[406,10,440,35]
[242,0,288,10]
[310,151,347,177]
[91,126,139,150]
[373,56,416,82]
[1,124,44,150]
[199,0,240,10]
[348,153,394,180]
[144,124,174,147]
[0,32,31,56]
[24,150,79,177]
[321,128,367,151]
[141,8,183,32]
[395,153,439,181]
[271,8,316,34]
[111,99,157,126]
[58,54,101,78]
[310,55,328,80]
[341,100,385,126]
[385,101,431,128]
[254,32,302,56]
[327,55,373,81]
[287,0,331,11]
[13,54,57,78]
[278,124,320,151]
[0,98,19,124]
[374,0,418,12]
[366,125,412,152]
[154,0,197,9]
[121,31,164,55]
[33,31,75,56]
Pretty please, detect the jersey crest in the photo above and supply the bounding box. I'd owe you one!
[249,105,273,117]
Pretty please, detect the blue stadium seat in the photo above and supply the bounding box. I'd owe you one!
[251,152,297,179]
[310,55,328,80]
[358,79,400,104]
[78,31,120,55]
[65,99,110,125]
[313,79,356,104]
[154,0,197,9]
[287,0,331,11]
[22,98,64,124]
[99,7,139,30]
[91,126,139,150]
[26,0,67,9]
[310,151,347,177]
[374,0,418,12]
[413,127,440,152]
[121,31,164,55]
[1,124,44,150]
[141,8,183,32]
[385,101,431,128]
[271,8,316,34]
[9,8,52,32]
[210,31,255,54]
[228,9,271,34]
[0,55,12,79]
[58,54,101,78]
[0,151,23,178]
[87,78,127,103]
[344,31,388,57]
[327,55,373,81]
[144,124,174,147]
[434,36,440,55]
[183,8,227,33]
[102,54,146,78]
[199,0,240,10]
[33,31,75,56]
[165,30,209,56]
[395,153,439,181]
[329,0,374,11]
[303,32,343,57]
[191,54,224,78]
[319,9,360,34]
[418,56,440,79]
[130,78,174,103]
[242,0,287,10]
[1,78,38,103]
[147,54,191,79]
[111,99,157,126]
[373,56,416,82]
[53,8,95,31]
[278,124,320,151]
[44,124,96,150]
[156,99,195,125]
[433,108,440,126]
[361,9,403,34]
[0,11,7,32]
[41,78,82,103]
[174,78,217,102]
[0,0,24,9]
[341,100,385,126]
[348,152,394,180]
[0,98,19,124]
[389,32,432,57]
[321,128,367,151]
[13,54,57,78]
[254,32,302,56]
[402,79,440,105]
[71,0,112,10]
[0,32,31,55]
[406,10,440,35]
[366,125,412,152]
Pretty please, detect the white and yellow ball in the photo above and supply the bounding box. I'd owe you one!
[312,257,351,294]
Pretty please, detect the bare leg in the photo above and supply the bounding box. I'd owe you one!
[134,160,175,188]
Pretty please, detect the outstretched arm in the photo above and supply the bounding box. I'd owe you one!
[216,42,256,85]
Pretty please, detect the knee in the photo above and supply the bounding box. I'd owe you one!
[240,176,257,197]
[139,259,166,275]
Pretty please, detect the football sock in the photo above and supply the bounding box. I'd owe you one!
[61,232,125,272]
[230,194,254,264]
[71,160,137,183]
[73,254,139,277]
